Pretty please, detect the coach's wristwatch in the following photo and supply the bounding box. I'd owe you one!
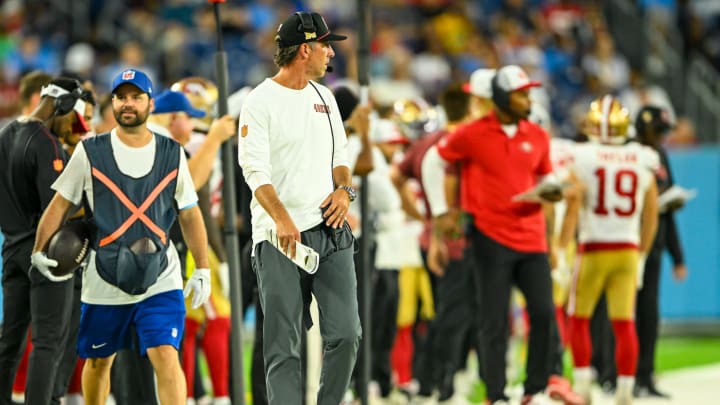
[337,185,357,202]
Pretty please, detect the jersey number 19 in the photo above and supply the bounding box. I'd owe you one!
[593,168,638,217]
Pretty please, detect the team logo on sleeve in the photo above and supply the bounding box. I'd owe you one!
[53,159,64,172]
[241,124,248,137]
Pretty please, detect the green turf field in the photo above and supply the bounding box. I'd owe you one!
[656,337,720,372]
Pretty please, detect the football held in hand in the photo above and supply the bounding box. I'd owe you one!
[46,221,92,276]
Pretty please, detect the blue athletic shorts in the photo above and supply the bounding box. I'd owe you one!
[77,289,186,358]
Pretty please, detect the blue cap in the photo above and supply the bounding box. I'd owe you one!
[152,90,206,118]
[111,69,153,98]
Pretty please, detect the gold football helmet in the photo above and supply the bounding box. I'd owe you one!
[392,97,440,140]
[585,95,630,144]
[170,77,218,131]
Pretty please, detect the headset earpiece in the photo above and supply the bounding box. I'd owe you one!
[54,94,76,116]
[295,11,315,33]
[53,81,84,116]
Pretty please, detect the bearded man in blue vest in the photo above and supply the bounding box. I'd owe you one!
[30,69,212,405]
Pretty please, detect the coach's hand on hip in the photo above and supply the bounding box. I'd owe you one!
[320,187,351,229]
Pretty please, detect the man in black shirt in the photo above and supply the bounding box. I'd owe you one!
[634,106,687,398]
[0,77,90,405]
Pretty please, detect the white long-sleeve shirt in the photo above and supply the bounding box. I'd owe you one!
[421,144,449,218]
[238,78,349,246]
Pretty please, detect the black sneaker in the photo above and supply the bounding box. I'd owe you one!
[634,383,671,399]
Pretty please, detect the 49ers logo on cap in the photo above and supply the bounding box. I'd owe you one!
[122,70,136,80]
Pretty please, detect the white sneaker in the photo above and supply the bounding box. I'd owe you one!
[573,367,594,405]
[341,389,356,405]
[615,376,634,405]
[388,390,411,405]
[213,397,231,405]
[65,393,84,405]
[11,392,25,404]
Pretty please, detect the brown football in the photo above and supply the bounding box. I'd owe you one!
[46,221,92,276]
[129,237,158,254]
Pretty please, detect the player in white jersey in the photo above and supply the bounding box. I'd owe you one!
[561,96,659,405]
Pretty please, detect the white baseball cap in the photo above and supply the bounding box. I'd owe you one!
[371,118,408,144]
[494,65,542,92]
[463,68,496,98]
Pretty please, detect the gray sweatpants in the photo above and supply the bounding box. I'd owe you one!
[252,222,361,405]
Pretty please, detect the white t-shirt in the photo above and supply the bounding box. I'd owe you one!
[238,78,349,246]
[421,144,449,217]
[550,137,576,236]
[52,130,198,305]
[570,142,659,247]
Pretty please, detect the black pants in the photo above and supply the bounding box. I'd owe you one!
[0,239,74,405]
[251,296,269,405]
[240,239,269,405]
[110,341,156,405]
[471,229,554,401]
[591,295,616,386]
[635,250,663,386]
[370,270,399,397]
[416,247,476,400]
[52,273,82,401]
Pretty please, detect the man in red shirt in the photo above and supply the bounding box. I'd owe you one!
[437,65,562,405]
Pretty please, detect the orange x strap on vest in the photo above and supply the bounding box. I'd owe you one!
[92,167,178,248]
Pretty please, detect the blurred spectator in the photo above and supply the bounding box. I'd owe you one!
[98,41,157,93]
[64,43,96,81]
[541,0,585,37]
[408,26,452,102]
[93,93,116,134]
[2,0,719,149]
[581,31,630,93]
[3,35,59,82]
[618,69,676,129]
[18,70,51,116]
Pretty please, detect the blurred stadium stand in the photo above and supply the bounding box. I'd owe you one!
[1,0,719,331]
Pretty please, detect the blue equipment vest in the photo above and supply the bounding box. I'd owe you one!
[84,133,180,295]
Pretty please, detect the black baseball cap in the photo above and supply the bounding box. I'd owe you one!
[635,105,672,135]
[275,11,347,48]
[334,86,359,122]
